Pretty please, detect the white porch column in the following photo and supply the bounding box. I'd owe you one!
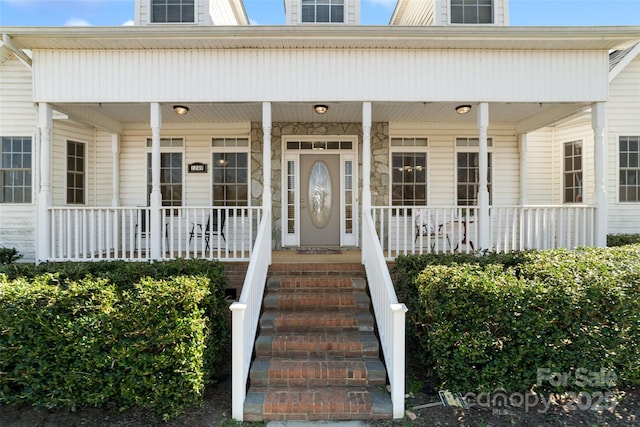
[518,134,528,205]
[362,102,372,210]
[262,102,272,213]
[111,133,121,207]
[592,102,607,247]
[477,102,490,250]
[150,103,162,259]
[36,103,53,262]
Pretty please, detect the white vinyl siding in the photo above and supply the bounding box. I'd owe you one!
[0,56,37,260]
[608,55,640,233]
[51,122,95,206]
[34,49,608,104]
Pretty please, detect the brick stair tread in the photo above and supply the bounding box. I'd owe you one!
[250,358,386,387]
[244,386,393,421]
[263,290,370,310]
[255,331,380,358]
[260,310,374,332]
[267,277,366,291]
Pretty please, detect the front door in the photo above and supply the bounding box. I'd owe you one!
[300,154,340,246]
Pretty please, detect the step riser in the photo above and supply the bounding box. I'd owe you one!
[260,313,374,333]
[268,277,366,291]
[255,334,379,358]
[268,263,366,278]
[263,292,370,310]
[250,360,386,387]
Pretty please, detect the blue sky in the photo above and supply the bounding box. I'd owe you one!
[0,0,639,26]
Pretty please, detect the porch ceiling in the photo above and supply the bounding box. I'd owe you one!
[52,101,590,133]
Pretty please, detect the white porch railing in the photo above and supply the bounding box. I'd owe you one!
[48,206,262,261]
[372,206,478,260]
[489,205,596,252]
[362,210,407,419]
[229,209,272,421]
[372,205,596,260]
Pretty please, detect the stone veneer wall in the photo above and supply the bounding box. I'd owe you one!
[250,122,389,249]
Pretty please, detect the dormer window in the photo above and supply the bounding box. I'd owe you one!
[451,0,494,24]
[151,0,195,23]
[301,0,344,23]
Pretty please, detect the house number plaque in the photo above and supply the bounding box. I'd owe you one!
[188,162,207,173]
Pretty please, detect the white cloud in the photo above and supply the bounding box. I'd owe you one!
[122,19,134,26]
[367,0,397,9]
[64,18,92,26]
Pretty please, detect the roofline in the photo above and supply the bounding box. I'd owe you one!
[2,25,639,50]
[610,43,640,82]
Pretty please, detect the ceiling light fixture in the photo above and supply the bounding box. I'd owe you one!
[173,105,189,116]
[314,104,328,115]
[455,105,472,115]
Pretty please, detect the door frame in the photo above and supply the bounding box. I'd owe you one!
[281,136,359,248]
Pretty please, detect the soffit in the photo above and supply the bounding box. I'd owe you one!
[3,26,640,51]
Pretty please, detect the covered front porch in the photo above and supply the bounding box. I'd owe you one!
[35,99,607,263]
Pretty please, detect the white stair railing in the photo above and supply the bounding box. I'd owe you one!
[229,209,272,421]
[362,210,407,419]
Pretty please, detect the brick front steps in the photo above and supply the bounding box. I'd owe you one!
[243,264,393,421]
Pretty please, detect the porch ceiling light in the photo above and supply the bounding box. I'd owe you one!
[314,104,329,115]
[456,105,472,115]
[173,105,189,116]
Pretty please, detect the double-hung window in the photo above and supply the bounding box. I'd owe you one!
[151,0,195,23]
[67,141,85,204]
[451,0,494,24]
[1,136,32,204]
[456,137,492,206]
[301,0,344,23]
[390,137,428,208]
[619,136,640,202]
[212,137,249,207]
[146,138,183,208]
[563,140,583,203]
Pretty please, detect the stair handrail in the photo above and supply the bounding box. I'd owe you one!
[230,208,271,421]
[362,209,408,419]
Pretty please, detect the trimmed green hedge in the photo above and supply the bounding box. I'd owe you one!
[0,260,229,419]
[393,246,640,394]
[607,233,640,247]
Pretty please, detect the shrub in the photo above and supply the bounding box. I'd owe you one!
[0,259,230,419]
[0,247,22,265]
[607,234,640,247]
[394,246,640,394]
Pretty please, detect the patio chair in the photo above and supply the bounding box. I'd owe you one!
[414,209,451,251]
[189,210,226,250]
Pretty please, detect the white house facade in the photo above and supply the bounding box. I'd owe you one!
[1,0,639,421]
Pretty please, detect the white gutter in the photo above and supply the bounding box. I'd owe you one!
[1,33,32,68]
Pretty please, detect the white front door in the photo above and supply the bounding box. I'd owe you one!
[282,137,358,248]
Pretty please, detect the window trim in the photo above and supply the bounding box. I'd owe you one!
[0,136,33,205]
[454,136,493,207]
[66,140,87,205]
[210,136,251,207]
[618,135,640,203]
[388,137,429,208]
[145,139,185,207]
[449,0,496,25]
[562,139,584,204]
[148,0,198,24]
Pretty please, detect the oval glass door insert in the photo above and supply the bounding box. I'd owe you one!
[308,160,332,228]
